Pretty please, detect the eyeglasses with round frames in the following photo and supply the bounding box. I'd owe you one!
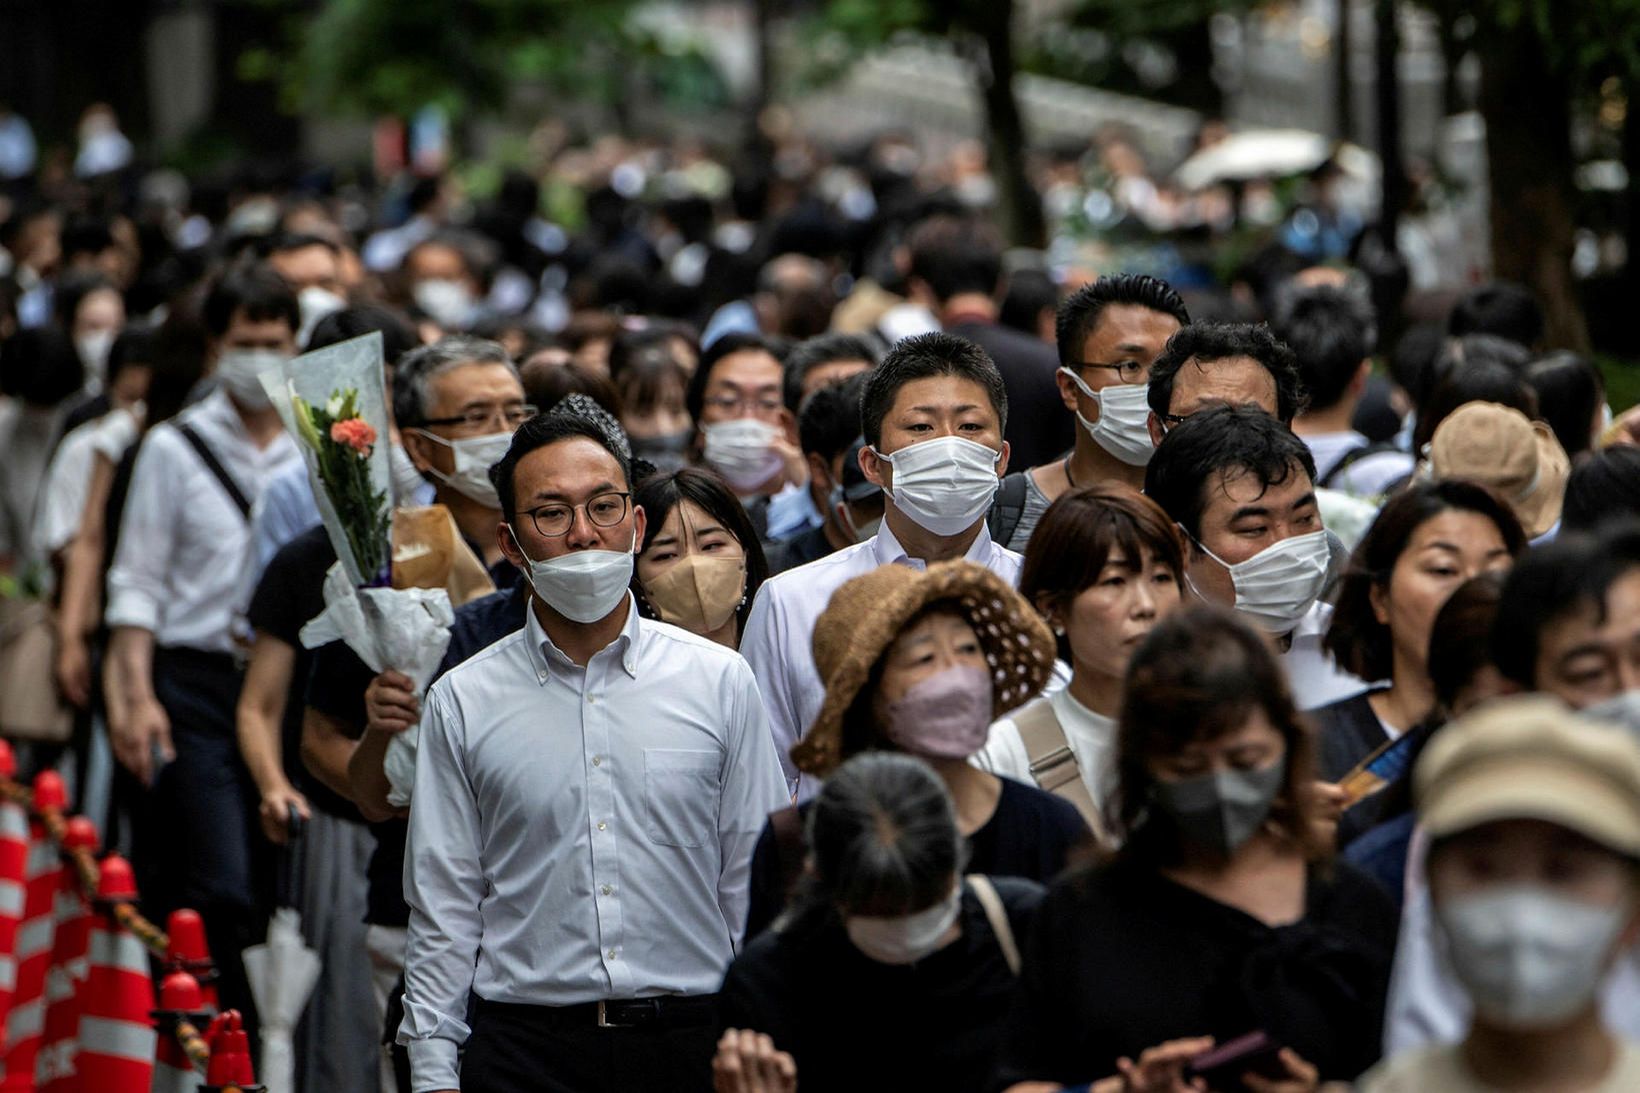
[520,491,632,538]
[422,403,538,431]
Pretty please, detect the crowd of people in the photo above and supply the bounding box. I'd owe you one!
[3,107,1640,1093]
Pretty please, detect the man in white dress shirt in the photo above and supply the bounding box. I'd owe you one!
[102,261,302,1028]
[398,410,787,1093]
[739,331,1021,796]
[1143,404,1365,710]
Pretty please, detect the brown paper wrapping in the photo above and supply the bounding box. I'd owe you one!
[391,505,496,607]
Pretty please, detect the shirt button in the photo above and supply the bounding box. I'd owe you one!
[591,756,602,767]
[607,948,618,960]
[601,884,612,896]
[589,695,599,705]
[597,822,607,831]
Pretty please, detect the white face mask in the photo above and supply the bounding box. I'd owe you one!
[215,348,287,411]
[1437,884,1630,1029]
[829,485,881,544]
[1188,528,1331,635]
[844,884,962,965]
[389,442,428,504]
[413,278,476,329]
[76,330,115,382]
[1058,369,1155,467]
[298,285,347,346]
[702,419,784,492]
[510,526,635,624]
[414,429,509,510]
[873,436,1002,537]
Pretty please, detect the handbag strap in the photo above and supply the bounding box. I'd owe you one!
[176,422,252,521]
[965,875,1020,975]
[1012,697,1106,842]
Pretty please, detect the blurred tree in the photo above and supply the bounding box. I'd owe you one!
[811,0,1267,247]
[262,0,646,154]
[1422,0,1640,351]
[816,0,1043,246]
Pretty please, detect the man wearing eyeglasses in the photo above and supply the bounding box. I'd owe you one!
[685,332,814,540]
[1143,322,1308,448]
[987,274,1191,551]
[397,408,788,1093]
[396,335,533,572]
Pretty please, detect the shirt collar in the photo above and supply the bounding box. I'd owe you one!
[869,519,998,571]
[522,592,642,683]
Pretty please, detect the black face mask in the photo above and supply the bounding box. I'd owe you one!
[1148,756,1286,858]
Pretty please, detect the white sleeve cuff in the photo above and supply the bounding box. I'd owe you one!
[406,1037,461,1093]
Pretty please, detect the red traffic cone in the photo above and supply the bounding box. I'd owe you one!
[1,790,66,1092]
[34,821,96,1092]
[0,791,31,1054]
[198,1010,264,1092]
[163,909,218,1010]
[74,902,154,1092]
[149,970,211,1093]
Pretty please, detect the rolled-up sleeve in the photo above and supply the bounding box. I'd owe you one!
[105,432,179,633]
[398,684,485,1093]
[714,659,790,947]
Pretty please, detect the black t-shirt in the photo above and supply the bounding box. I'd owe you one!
[306,573,530,927]
[745,774,1090,938]
[246,526,359,821]
[991,857,1398,1089]
[721,877,1044,1093]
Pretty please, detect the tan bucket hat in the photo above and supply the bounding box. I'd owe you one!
[1426,401,1570,538]
[1415,694,1640,857]
[791,560,1057,777]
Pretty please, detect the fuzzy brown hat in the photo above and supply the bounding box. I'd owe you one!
[791,560,1057,777]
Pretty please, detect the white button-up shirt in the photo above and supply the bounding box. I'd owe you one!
[105,389,300,654]
[739,521,1023,796]
[1282,600,1369,711]
[398,597,788,1092]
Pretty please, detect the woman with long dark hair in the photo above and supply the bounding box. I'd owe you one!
[996,606,1398,1091]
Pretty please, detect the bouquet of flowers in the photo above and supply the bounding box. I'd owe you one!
[293,388,391,584]
[258,333,452,688]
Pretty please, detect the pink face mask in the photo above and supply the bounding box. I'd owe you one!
[882,664,995,759]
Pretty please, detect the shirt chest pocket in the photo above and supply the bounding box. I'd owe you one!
[643,748,720,848]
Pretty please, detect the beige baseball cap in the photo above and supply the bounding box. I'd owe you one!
[1415,694,1640,856]
[1427,401,1569,539]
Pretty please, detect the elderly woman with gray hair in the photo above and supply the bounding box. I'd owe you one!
[713,752,1043,1093]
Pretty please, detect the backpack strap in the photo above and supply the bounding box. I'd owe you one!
[176,423,253,521]
[965,875,1021,975]
[1012,698,1107,843]
[1318,440,1401,490]
[985,471,1031,548]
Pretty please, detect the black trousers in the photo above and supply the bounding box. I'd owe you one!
[461,999,717,1093]
[137,646,269,1049]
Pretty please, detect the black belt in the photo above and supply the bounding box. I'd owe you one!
[473,994,719,1030]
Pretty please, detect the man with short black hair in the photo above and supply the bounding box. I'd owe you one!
[904,214,1071,469]
[103,260,304,1032]
[741,331,1020,794]
[779,331,876,415]
[1273,283,1413,497]
[989,273,1189,550]
[1145,321,1308,445]
[397,407,787,1093]
[1144,405,1364,709]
